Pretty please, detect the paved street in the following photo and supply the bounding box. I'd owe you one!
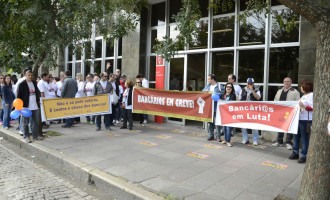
[0,141,104,200]
[2,119,305,200]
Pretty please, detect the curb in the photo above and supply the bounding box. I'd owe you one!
[0,129,165,200]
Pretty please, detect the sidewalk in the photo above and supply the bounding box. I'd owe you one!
[1,120,304,200]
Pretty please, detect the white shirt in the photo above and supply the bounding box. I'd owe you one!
[26,81,38,110]
[299,93,313,120]
[75,81,85,98]
[119,85,123,98]
[37,80,50,98]
[210,84,216,92]
[48,82,57,98]
[85,82,95,97]
[233,84,242,97]
[123,88,132,109]
[100,80,107,91]
[111,81,116,94]
[56,81,63,97]
[142,78,149,88]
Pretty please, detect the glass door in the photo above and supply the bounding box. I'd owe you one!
[167,56,185,124]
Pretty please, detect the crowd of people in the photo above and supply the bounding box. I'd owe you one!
[0,68,313,164]
[203,74,313,163]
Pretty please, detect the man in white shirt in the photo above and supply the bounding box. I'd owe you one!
[47,74,57,98]
[37,72,50,98]
[56,73,64,97]
[85,74,95,124]
[228,74,241,97]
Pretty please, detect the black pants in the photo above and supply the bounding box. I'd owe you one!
[276,132,293,145]
[123,109,133,129]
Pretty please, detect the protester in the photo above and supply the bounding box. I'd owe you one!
[220,82,236,147]
[239,78,261,146]
[289,79,313,163]
[272,77,300,150]
[227,74,241,98]
[115,68,121,84]
[93,72,113,131]
[47,74,57,98]
[140,74,149,124]
[74,73,85,123]
[202,74,222,141]
[15,68,29,135]
[120,79,134,130]
[135,78,145,127]
[2,75,15,130]
[117,74,127,122]
[36,76,41,83]
[85,74,95,124]
[61,71,78,128]
[109,73,119,126]
[0,75,4,125]
[17,70,41,143]
[37,72,50,98]
[94,75,99,83]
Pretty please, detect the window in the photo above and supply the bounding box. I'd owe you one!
[151,2,165,27]
[151,28,166,53]
[149,56,156,82]
[94,61,101,76]
[75,62,81,75]
[269,47,299,83]
[238,49,264,83]
[271,8,299,43]
[189,19,208,50]
[212,15,235,48]
[84,61,91,77]
[95,40,102,58]
[84,41,92,59]
[212,51,234,82]
[75,44,82,61]
[106,40,114,57]
[239,13,266,46]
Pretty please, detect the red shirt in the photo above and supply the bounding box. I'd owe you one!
[120,80,126,91]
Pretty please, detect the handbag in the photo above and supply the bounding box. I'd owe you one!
[111,93,119,104]
[306,111,312,134]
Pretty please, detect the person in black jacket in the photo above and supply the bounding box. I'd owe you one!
[17,70,41,143]
[2,75,15,130]
[220,83,237,147]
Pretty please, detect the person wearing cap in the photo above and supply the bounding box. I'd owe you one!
[202,74,223,142]
[239,78,261,146]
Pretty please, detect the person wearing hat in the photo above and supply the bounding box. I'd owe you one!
[239,78,261,146]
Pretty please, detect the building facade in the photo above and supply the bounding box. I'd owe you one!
[64,0,316,126]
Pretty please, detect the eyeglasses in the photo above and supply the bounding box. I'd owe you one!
[226,86,232,89]
[136,82,142,83]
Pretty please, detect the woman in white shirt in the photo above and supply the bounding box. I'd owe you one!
[289,79,313,163]
[75,73,85,123]
[47,75,57,98]
[85,74,95,124]
[120,80,134,130]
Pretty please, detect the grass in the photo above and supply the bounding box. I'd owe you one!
[45,131,62,136]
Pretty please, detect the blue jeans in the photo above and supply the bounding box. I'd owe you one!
[2,101,13,128]
[86,115,95,123]
[65,118,73,127]
[96,114,111,128]
[208,112,221,139]
[23,109,40,139]
[223,126,233,142]
[293,120,311,158]
[242,128,259,142]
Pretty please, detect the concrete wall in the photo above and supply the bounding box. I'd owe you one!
[122,27,141,81]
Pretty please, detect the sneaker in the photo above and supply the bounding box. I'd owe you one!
[96,127,101,131]
[207,137,215,141]
[253,141,258,146]
[19,131,24,136]
[106,127,112,131]
[289,152,299,160]
[272,142,283,147]
[25,137,32,143]
[241,140,249,144]
[215,138,222,142]
[227,142,232,147]
[5,127,9,130]
[286,144,293,150]
[140,123,145,127]
[297,158,306,163]
[221,140,226,144]
[143,120,147,124]
[120,126,127,129]
[116,120,120,124]
[0,121,3,125]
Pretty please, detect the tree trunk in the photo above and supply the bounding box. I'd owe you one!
[32,49,48,76]
[298,20,330,200]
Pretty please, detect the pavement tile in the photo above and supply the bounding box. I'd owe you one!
[104,165,135,176]
[248,181,285,197]
[234,191,274,200]
[204,183,245,200]
[162,185,200,198]
[185,192,225,200]
[141,177,176,191]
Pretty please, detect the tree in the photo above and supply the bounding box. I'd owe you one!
[0,0,148,75]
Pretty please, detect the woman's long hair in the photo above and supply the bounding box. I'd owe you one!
[3,75,12,88]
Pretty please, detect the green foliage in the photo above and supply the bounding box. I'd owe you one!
[154,0,201,62]
[209,0,235,14]
[0,0,148,74]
